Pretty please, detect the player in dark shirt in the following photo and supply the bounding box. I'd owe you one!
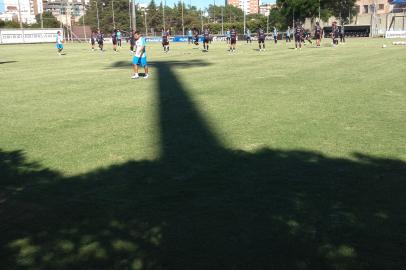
[294,22,304,50]
[303,30,313,45]
[193,28,200,46]
[229,27,237,52]
[97,31,104,51]
[331,22,339,46]
[162,28,170,53]
[340,24,345,43]
[203,27,210,52]
[257,27,266,52]
[112,29,117,52]
[314,22,323,47]
[129,31,136,53]
[90,32,96,51]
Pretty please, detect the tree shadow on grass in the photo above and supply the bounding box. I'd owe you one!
[1,60,406,270]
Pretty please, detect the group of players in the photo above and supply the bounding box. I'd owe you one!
[55,21,346,79]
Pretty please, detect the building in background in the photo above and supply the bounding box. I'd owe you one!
[355,0,393,15]
[0,0,38,23]
[259,3,274,16]
[226,0,260,14]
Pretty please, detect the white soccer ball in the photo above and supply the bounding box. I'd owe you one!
[382,44,387,48]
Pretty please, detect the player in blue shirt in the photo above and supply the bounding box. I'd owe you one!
[132,31,149,79]
[187,28,193,44]
[56,31,64,55]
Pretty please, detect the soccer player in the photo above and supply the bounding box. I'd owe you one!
[294,22,304,50]
[129,31,136,53]
[187,28,193,44]
[90,31,96,51]
[97,31,104,51]
[303,29,313,45]
[229,26,237,52]
[246,29,252,44]
[286,26,291,42]
[340,24,345,43]
[331,21,339,46]
[193,28,200,46]
[273,27,278,44]
[162,28,170,53]
[132,31,149,80]
[226,29,231,44]
[112,29,118,52]
[116,29,122,47]
[257,27,266,51]
[56,31,64,55]
[315,22,323,47]
[203,27,210,52]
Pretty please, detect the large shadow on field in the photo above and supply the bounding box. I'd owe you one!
[1,60,406,270]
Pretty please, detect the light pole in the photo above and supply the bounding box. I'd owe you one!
[221,7,224,34]
[318,0,321,22]
[243,0,246,35]
[163,0,166,31]
[112,0,116,29]
[129,0,132,30]
[132,0,136,31]
[200,9,203,32]
[17,0,25,43]
[82,1,87,40]
[144,10,148,35]
[181,0,185,35]
[96,0,100,31]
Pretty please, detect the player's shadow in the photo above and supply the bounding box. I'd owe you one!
[0,61,17,64]
[1,60,406,270]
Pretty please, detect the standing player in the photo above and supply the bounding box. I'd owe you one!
[226,29,231,44]
[285,26,291,42]
[162,28,170,53]
[246,29,252,44]
[132,31,149,79]
[331,21,339,46]
[203,27,210,52]
[116,29,122,47]
[112,29,118,52]
[90,31,96,51]
[229,26,237,52]
[340,24,345,43]
[315,22,323,47]
[294,22,304,50]
[97,31,104,51]
[257,27,266,51]
[56,31,64,55]
[187,28,193,44]
[129,31,136,53]
[273,27,278,44]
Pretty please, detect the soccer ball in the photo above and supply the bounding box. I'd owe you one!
[382,44,387,48]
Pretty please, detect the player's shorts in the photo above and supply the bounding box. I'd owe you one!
[258,38,265,43]
[230,38,236,44]
[91,39,95,45]
[295,35,301,42]
[226,37,231,41]
[56,44,63,49]
[203,38,210,43]
[112,39,117,45]
[162,39,169,46]
[188,36,193,41]
[315,33,321,39]
[133,56,147,67]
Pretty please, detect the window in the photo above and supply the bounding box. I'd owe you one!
[363,5,368,13]
[379,4,384,10]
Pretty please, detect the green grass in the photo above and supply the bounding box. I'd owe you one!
[1,39,406,269]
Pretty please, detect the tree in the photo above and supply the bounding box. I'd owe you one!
[34,11,60,28]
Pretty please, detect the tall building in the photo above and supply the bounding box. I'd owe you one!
[227,0,260,14]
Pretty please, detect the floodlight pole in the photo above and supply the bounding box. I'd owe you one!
[243,0,246,34]
[82,3,87,40]
[318,0,321,22]
[145,10,148,35]
[129,0,132,30]
[112,0,116,29]
[163,0,166,31]
[96,0,100,30]
[267,13,269,33]
[132,0,136,31]
[201,9,203,32]
[221,7,224,34]
[182,0,185,35]
[17,0,25,43]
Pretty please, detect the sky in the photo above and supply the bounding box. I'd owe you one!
[145,1,276,9]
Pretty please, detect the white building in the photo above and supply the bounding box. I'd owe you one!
[0,0,42,24]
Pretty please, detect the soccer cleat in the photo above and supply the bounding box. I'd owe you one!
[131,74,139,79]
[144,74,149,79]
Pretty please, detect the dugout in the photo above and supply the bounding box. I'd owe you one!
[323,25,371,38]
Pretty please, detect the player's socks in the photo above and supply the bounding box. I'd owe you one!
[132,73,139,79]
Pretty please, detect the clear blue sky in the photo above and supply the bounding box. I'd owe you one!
[152,1,276,9]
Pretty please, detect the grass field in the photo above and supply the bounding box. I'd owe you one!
[1,39,406,269]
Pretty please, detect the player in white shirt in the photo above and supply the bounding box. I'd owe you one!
[131,31,149,79]
[56,31,64,55]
